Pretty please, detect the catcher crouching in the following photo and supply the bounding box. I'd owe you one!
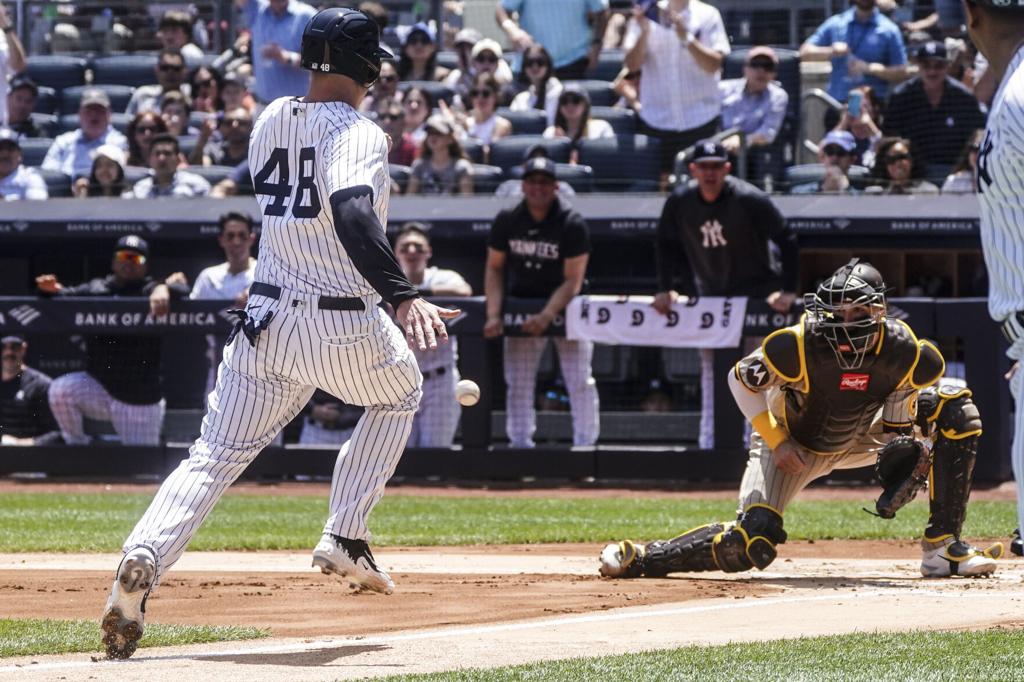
[600,259,1002,580]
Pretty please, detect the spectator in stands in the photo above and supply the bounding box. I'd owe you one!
[883,41,986,169]
[0,4,27,129]
[407,115,474,195]
[126,112,169,167]
[495,143,577,198]
[379,102,417,167]
[463,72,512,149]
[160,91,197,137]
[799,0,908,104]
[866,136,939,194]
[41,89,128,179]
[192,107,252,167]
[831,84,884,167]
[211,31,252,78]
[40,235,187,446]
[394,223,472,447]
[443,28,483,102]
[496,0,610,79]
[299,390,362,446]
[0,335,59,446]
[623,0,731,180]
[190,66,225,114]
[6,75,41,139]
[510,45,563,126]
[611,67,641,113]
[236,0,317,105]
[126,134,210,198]
[445,38,514,107]
[73,144,129,198]
[0,129,46,200]
[158,10,204,69]
[543,85,614,164]
[360,60,400,113]
[484,156,598,448]
[653,140,797,448]
[942,129,984,194]
[126,48,190,117]
[397,22,449,82]
[221,72,256,114]
[403,86,432,147]
[791,131,860,194]
[718,46,789,155]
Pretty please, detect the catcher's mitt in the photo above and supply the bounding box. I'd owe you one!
[874,436,932,519]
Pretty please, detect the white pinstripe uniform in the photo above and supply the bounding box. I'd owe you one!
[977,44,1024,538]
[121,97,421,581]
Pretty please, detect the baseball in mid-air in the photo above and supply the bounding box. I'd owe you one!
[455,379,480,406]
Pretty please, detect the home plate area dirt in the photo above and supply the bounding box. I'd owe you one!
[1,542,1023,681]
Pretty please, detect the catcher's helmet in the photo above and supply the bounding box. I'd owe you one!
[300,8,393,88]
[805,258,887,369]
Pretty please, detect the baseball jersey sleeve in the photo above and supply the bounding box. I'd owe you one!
[324,123,391,199]
[701,7,731,55]
[561,211,591,258]
[654,192,696,295]
[746,191,798,292]
[808,16,838,48]
[488,209,513,253]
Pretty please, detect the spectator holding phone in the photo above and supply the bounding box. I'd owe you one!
[832,85,883,167]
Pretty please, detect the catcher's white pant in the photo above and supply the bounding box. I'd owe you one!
[48,371,164,445]
[122,288,421,581]
[407,365,461,447]
[504,336,599,448]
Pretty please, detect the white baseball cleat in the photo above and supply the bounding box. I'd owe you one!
[312,534,394,595]
[100,547,156,660]
[921,537,1002,578]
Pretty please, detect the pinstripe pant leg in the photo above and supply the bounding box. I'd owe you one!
[1010,365,1024,535]
[553,338,600,446]
[504,336,548,448]
[47,371,113,445]
[109,398,165,445]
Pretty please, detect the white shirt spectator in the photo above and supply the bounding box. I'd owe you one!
[0,33,10,126]
[0,165,47,200]
[41,127,128,179]
[718,77,788,143]
[510,77,564,126]
[189,259,256,300]
[623,0,730,131]
[542,118,615,140]
[127,170,211,198]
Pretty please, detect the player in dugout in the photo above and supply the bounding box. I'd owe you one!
[600,260,1003,580]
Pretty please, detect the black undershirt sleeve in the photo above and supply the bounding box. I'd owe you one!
[330,185,420,306]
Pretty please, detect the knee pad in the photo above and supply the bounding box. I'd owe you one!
[935,393,982,440]
[712,504,788,572]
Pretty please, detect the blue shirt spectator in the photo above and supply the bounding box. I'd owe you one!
[718,47,789,147]
[41,89,128,179]
[801,0,907,101]
[237,0,317,104]
[497,0,609,79]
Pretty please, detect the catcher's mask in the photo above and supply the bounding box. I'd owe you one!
[805,258,887,370]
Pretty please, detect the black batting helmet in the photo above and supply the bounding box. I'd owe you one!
[300,8,393,88]
[805,259,888,370]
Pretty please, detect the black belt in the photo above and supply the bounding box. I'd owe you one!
[250,282,365,311]
[421,366,447,380]
[1002,311,1024,344]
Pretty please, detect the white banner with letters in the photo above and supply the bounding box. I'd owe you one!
[565,295,748,348]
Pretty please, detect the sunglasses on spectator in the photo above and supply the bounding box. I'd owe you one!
[1,342,23,350]
[159,63,184,72]
[397,242,428,253]
[407,34,432,46]
[524,58,548,69]
[195,79,213,88]
[115,251,146,265]
[887,152,911,163]
[379,74,398,84]
[220,117,249,126]
[470,89,494,98]
[474,54,499,64]
[561,95,585,105]
[379,112,404,121]
[823,145,850,157]
[747,59,776,71]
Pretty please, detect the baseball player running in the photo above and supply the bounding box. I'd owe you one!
[101,8,457,660]
[600,260,1002,581]
[964,0,1024,557]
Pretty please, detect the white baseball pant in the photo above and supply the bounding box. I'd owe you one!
[408,365,461,447]
[122,288,421,581]
[1009,340,1024,540]
[504,336,599,448]
[48,371,164,446]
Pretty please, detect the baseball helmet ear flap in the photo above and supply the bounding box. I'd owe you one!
[300,8,394,88]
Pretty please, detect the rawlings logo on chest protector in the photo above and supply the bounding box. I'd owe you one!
[839,373,870,391]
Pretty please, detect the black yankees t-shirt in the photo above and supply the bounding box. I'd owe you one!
[489,197,591,298]
[0,366,57,439]
[883,76,986,167]
[655,175,797,297]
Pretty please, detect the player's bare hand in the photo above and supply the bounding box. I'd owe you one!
[149,284,171,317]
[1007,361,1020,383]
[261,42,285,62]
[234,288,249,308]
[521,311,553,336]
[831,41,849,57]
[165,271,189,287]
[766,290,796,313]
[397,297,460,351]
[483,316,503,339]
[847,56,869,76]
[772,439,806,475]
[35,274,63,294]
[652,290,679,316]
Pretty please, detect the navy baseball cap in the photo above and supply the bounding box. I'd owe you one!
[691,140,729,163]
[1,334,25,345]
[523,157,557,180]
[913,41,948,61]
[9,74,38,96]
[115,235,149,257]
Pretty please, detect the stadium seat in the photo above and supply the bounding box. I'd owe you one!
[20,138,54,167]
[33,86,58,115]
[35,168,72,197]
[60,85,135,115]
[436,50,459,71]
[186,165,235,186]
[498,107,547,135]
[661,348,701,381]
[25,55,88,92]
[29,113,59,138]
[562,80,615,107]
[124,165,151,187]
[91,54,159,87]
[578,134,660,192]
[489,135,572,170]
[470,163,504,193]
[592,49,626,82]
[506,162,595,193]
[389,163,411,193]
[58,113,131,134]
[399,80,455,105]
[592,344,632,381]
[590,106,636,136]
[461,137,485,164]
[784,163,870,191]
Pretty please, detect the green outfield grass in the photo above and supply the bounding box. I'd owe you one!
[376,629,1024,682]
[0,493,1014,552]
[0,618,267,658]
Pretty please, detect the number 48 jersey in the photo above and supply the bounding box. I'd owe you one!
[249,97,392,297]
